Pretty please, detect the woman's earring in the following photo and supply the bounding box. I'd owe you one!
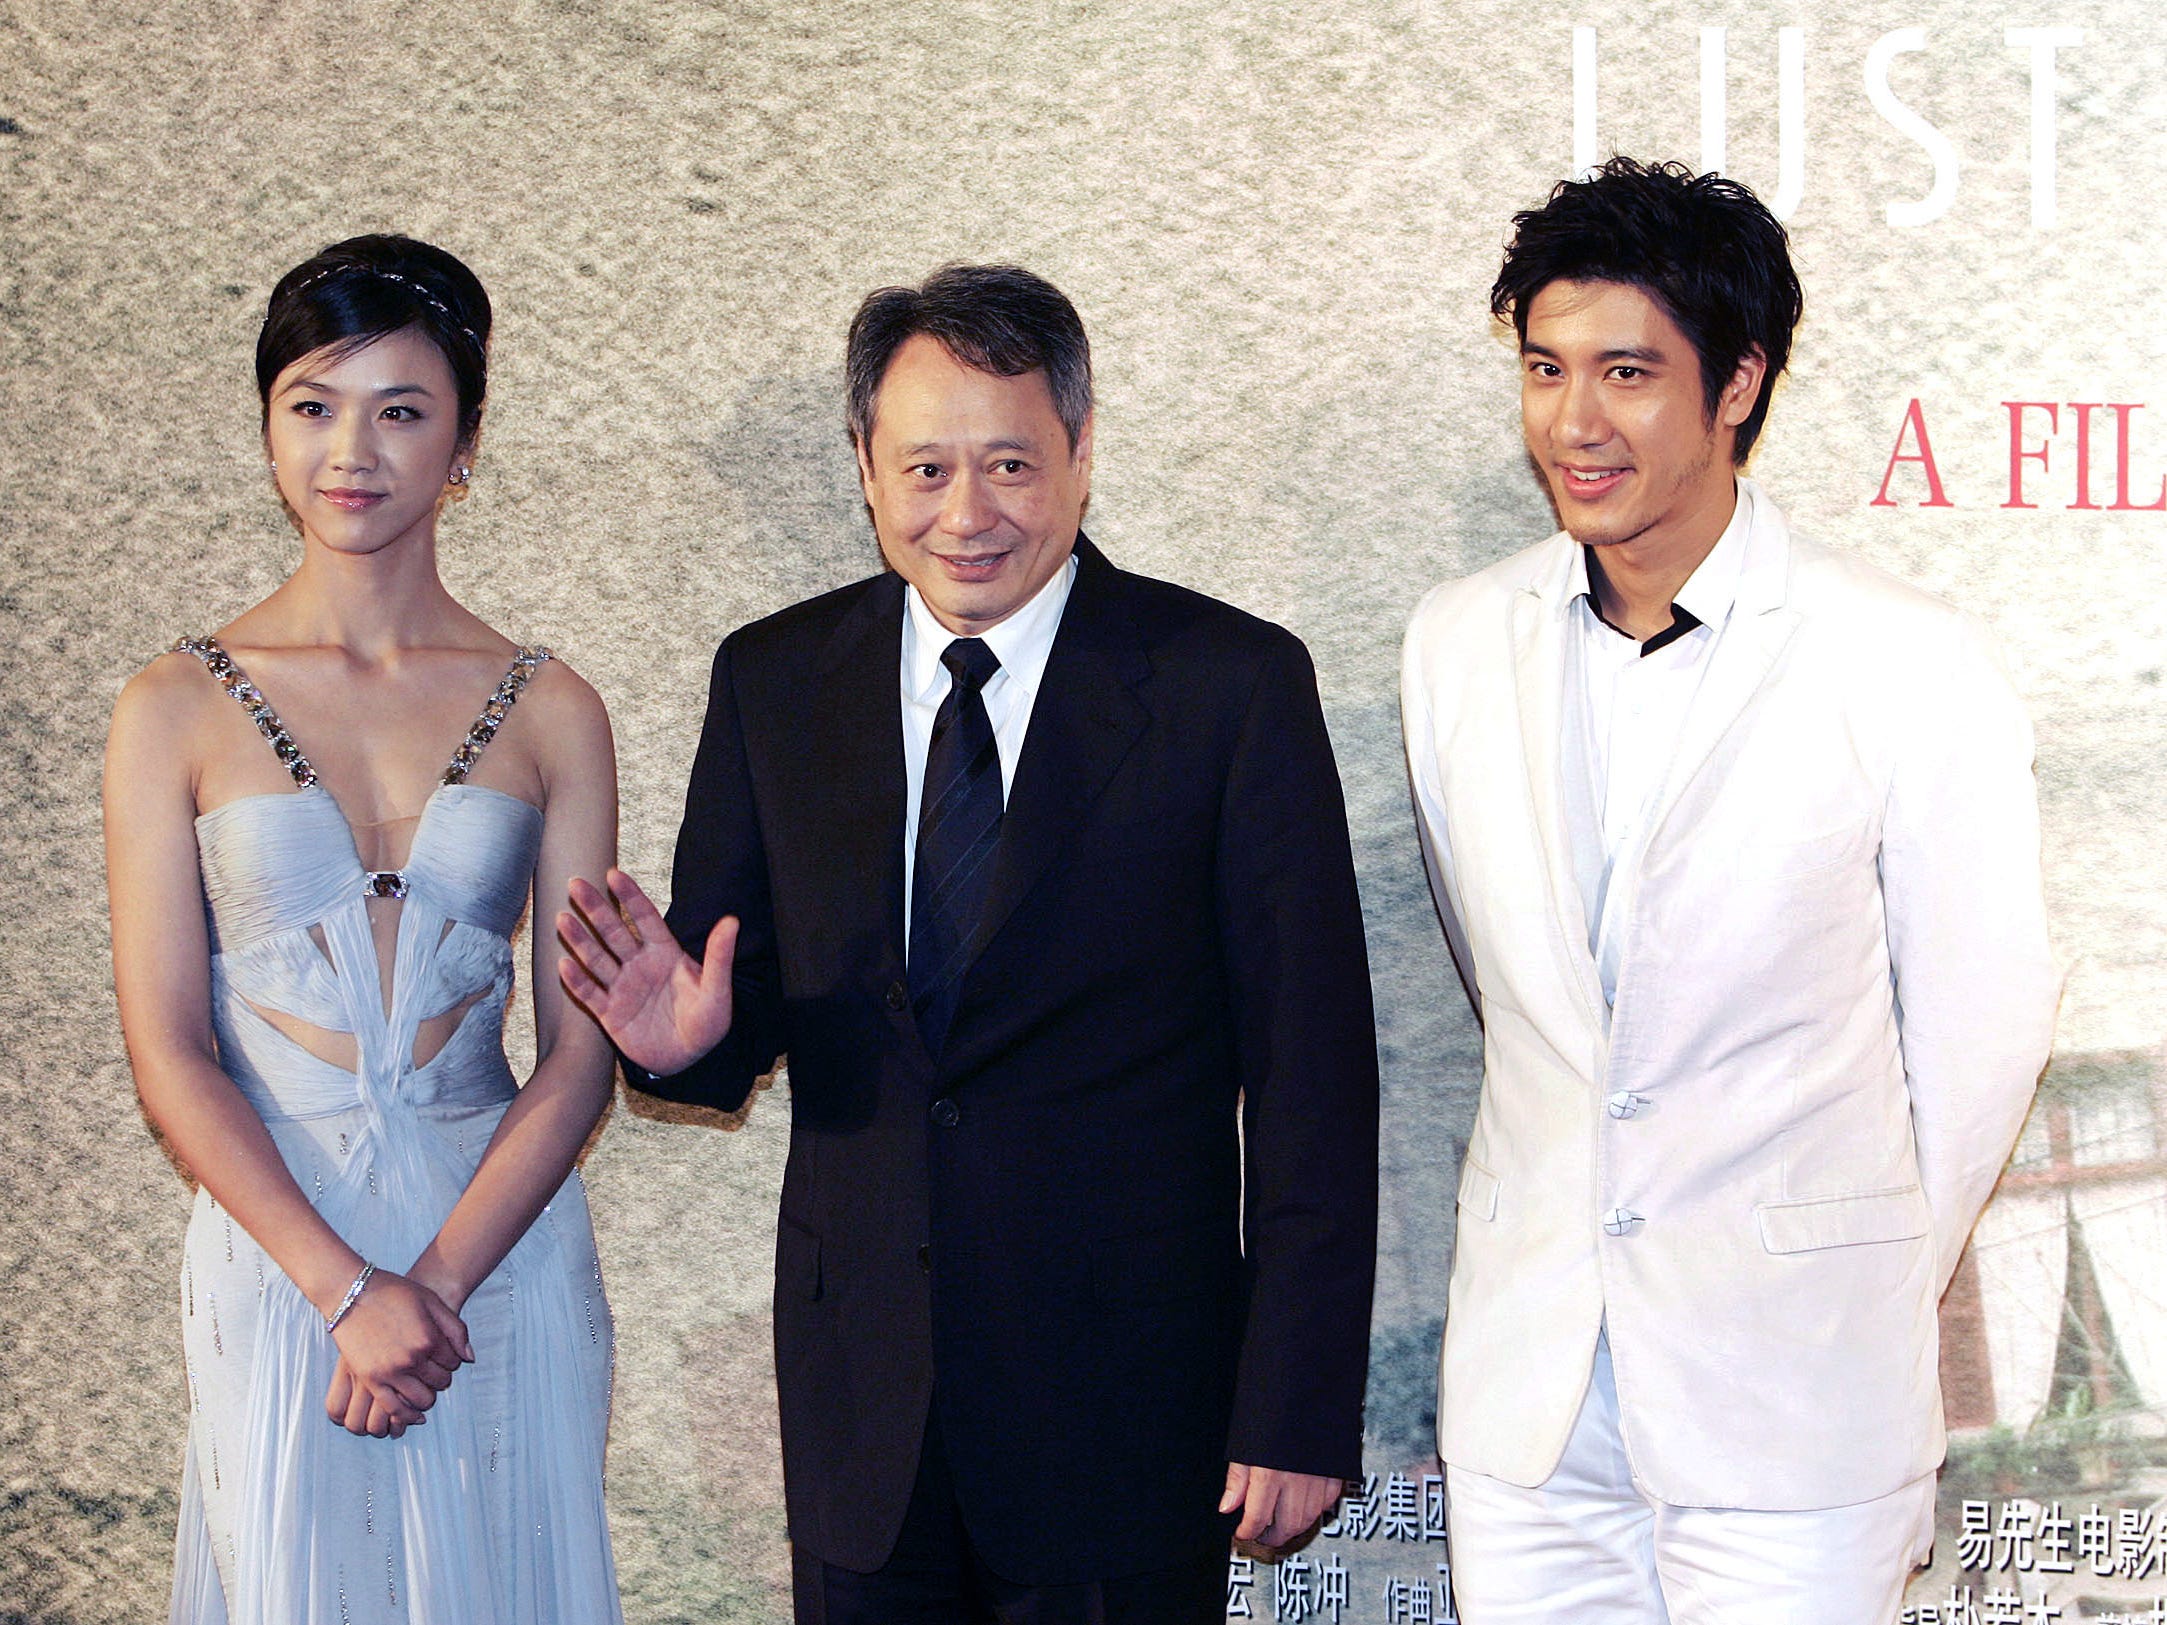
[447,466,471,487]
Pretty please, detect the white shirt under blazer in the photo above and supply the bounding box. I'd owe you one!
[1401,479,2060,1511]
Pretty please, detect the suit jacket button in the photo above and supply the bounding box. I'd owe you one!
[884,980,908,1013]
[930,1097,961,1128]
[917,1243,932,1273]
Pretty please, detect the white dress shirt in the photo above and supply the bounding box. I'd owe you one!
[1562,482,1753,1007]
[899,554,1076,945]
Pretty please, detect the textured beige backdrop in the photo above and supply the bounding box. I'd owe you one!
[4,2,2163,1620]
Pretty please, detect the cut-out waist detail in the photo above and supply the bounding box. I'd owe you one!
[214,991,519,1120]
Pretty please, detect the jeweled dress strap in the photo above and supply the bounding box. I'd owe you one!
[441,647,551,784]
[172,636,318,788]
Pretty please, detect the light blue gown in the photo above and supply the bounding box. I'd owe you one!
[164,638,620,1625]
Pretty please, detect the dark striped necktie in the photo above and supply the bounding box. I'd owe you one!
[908,637,1004,1053]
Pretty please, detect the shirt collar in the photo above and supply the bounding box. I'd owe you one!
[1672,481,1751,631]
[1569,481,1751,655]
[903,551,1078,705]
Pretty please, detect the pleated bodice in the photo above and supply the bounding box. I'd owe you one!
[198,781,539,1122]
[173,635,551,1133]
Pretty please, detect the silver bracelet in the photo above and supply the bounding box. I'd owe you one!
[325,1262,376,1333]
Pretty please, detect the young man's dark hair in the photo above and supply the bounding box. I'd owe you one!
[846,263,1093,452]
[1491,156,1803,464]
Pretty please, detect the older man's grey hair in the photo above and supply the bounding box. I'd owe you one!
[845,264,1093,453]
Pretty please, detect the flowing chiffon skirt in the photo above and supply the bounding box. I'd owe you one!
[168,1093,619,1625]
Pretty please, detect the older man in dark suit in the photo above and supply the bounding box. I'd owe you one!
[560,265,1378,1623]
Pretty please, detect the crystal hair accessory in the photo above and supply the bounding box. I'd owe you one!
[285,263,484,348]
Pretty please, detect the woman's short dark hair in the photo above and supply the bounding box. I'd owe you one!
[256,234,492,445]
[846,265,1092,452]
[1491,157,1803,465]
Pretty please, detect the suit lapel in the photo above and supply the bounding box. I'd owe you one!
[1640,490,1802,855]
[967,536,1149,982]
[1512,542,1608,1028]
[811,574,911,971]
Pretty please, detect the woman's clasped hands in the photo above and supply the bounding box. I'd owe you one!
[322,1266,474,1439]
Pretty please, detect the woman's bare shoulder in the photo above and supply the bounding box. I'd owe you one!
[524,650,610,734]
[516,652,614,801]
[107,645,236,806]
[112,644,224,735]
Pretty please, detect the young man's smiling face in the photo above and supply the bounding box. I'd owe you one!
[1519,278,1764,573]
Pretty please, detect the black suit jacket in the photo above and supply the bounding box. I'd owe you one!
[633,537,1378,1583]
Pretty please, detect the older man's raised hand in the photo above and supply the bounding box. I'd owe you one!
[558,868,737,1077]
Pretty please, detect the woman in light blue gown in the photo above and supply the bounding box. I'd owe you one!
[105,235,624,1624]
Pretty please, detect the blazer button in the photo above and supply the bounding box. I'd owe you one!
[930,1097,961,1128]
[1602,1207,1643,1236]
[1606,1091,1648,1120]
[917,1243,932,1273]
[884,980,908,1013]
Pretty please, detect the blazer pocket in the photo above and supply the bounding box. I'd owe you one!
[776,1215,824,1301]
[1457,1154,1500,1224]
[1756,1185,1930,1254]
[1090,1219,1234,1308]
[1743,821,1872,880]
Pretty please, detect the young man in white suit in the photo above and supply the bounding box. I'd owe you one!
[1401,157,2060,1621]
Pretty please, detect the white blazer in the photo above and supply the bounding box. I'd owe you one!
[1401,481,2059,1510]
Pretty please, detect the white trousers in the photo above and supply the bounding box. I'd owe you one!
[1445,1336,1936,1624]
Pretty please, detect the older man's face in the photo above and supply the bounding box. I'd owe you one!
[856,333,1092,636]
